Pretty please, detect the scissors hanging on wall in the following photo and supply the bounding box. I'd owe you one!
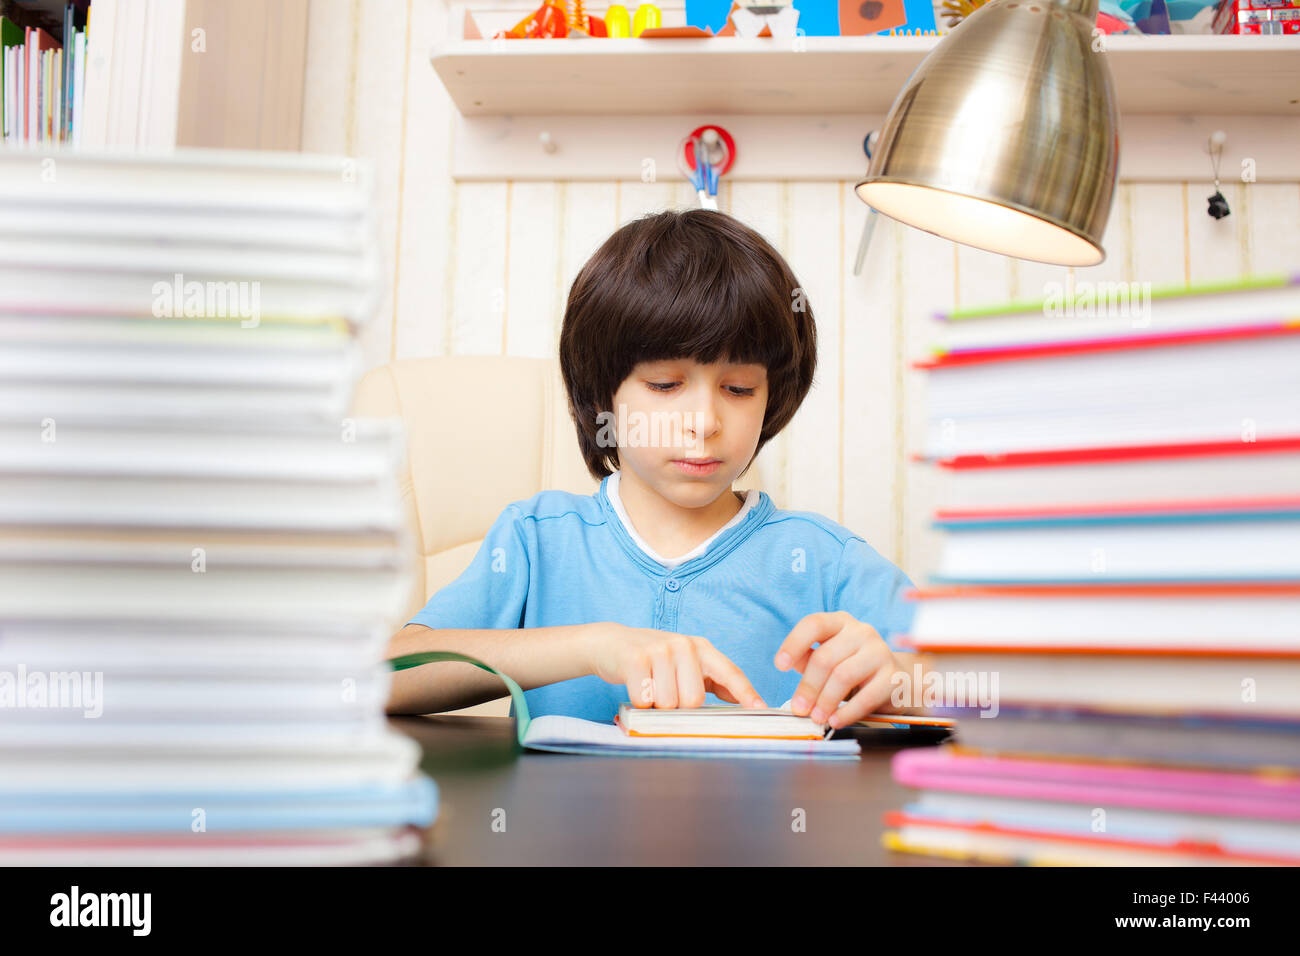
[678,126,734,211]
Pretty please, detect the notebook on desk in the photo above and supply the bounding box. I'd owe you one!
[390,651,953,759]
[520,701,953,760]
[522,713,862,760]
[616,701,954,739]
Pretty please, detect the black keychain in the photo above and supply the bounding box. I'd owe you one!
[1207,130,1230,220]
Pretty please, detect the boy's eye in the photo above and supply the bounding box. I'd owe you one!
[647,382,756,396]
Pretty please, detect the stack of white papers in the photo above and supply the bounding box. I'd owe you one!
[523,715,862,759]
[0,149,434,865]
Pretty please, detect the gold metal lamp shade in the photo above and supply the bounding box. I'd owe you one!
[856,0,1119,267]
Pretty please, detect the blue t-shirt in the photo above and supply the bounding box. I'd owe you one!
[406,473,917,722]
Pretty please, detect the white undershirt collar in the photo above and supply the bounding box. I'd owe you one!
[606,469,758,572]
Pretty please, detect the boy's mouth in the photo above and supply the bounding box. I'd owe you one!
[671,458,722,476]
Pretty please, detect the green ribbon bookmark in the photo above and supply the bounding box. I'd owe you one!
[388,650,532,748]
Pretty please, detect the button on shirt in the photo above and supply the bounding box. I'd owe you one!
[406,470,917,723]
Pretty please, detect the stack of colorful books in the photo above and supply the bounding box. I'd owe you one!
[884,274,1300,866]
[0,149,436,865]
[1,4,87,146]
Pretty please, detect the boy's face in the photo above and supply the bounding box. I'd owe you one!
[609,357,768,508]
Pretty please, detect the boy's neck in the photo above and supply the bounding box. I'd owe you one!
[615,468,745,562]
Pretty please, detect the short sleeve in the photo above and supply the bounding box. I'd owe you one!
[831,537,917,652]
[406,504,530,631]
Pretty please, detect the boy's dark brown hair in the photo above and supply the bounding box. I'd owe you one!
[559,209,817,481]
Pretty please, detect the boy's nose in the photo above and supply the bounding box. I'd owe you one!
[684,395,721,443]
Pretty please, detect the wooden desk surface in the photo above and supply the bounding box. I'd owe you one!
[390,715,970,866]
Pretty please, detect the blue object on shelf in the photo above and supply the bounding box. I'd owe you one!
[685,0,838,34]
[684,0,924,37]
[1131,0,1174,33]
[876,0,936,34]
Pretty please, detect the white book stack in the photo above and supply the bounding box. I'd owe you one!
[0,150,435,865]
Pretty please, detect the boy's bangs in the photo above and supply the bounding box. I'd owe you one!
[617,265,786,374]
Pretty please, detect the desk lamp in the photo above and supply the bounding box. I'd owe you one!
[856,0,1119,266]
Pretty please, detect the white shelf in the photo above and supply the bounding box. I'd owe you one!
[432,33,1300,117]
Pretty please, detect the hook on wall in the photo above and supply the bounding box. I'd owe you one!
[1206,129,1230,220]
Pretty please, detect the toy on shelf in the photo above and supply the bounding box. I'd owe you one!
[728,1,801,38]
[491,0,609,38]
[605,4,632,34]
[1132,0,1173,32]
[1115,0,1220,32]
[938,0,987,27]
[632,3,662,34]
[1097,0,1138,32]
[1161,0,1221,31]
[941,0,1139,31]
[696,0,934,35]
[1213,0,1300,33]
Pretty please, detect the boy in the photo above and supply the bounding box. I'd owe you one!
[386,209,921,731]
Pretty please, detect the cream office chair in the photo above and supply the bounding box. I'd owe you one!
[352,356,594,716]
[351,355,765,717]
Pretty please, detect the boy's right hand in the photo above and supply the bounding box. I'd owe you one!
[586,624,766,710]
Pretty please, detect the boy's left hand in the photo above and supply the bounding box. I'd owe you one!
[773,611,903,729]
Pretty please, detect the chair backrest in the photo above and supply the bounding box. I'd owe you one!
[351,356,597,623]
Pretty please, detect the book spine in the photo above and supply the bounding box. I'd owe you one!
[73,31,85,147]
[38,47,46,143]
[24,27,31,143]
[17,37,23,144]
[2,46,9,140]
[63,2,72,139]
[52,49,61,143]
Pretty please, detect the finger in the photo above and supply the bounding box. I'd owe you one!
[704,678,740,705]
[827,663,897,729]
[812,645,887,723]
[625,653,654,709]
[697,643,765,709]
[775,612,849,672]
[788,634,859,718]
[673,639,707,709]
[783,646,814,675]
[650,646,678,709]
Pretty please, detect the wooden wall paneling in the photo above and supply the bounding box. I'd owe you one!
[1244,183,1300,277]
[899,227,957,585]
[954,243,1013,311]
[728,183,790,507]
[841,190,904,564]
[1128,183,1191,286]
[784,183,843,520]
[391,0,454,360]
[450,183,509,355]
[504,182,562,358]
[555,182,619,356]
